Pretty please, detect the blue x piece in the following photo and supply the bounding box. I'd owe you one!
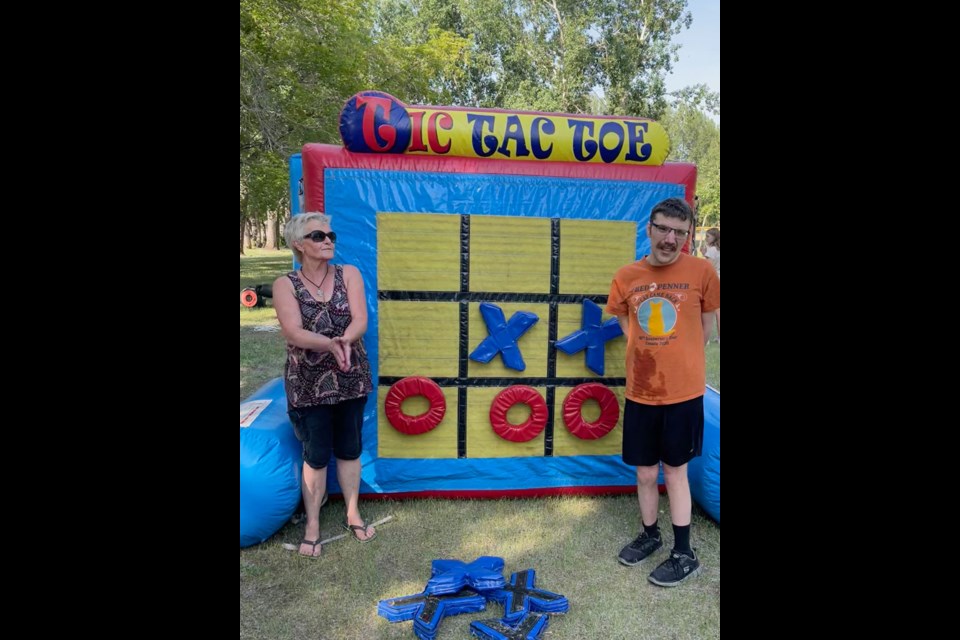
[426,556,506,595]
[554,299,623,376]
[377,588,486,628]
[469,612,550,640]
[486,569,570,622]
[470,303,539,371]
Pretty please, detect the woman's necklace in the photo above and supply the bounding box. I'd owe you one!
[300,263,330,301]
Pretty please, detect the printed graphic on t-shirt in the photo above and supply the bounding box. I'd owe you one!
[638,297,676,336]
[630,282,690,347]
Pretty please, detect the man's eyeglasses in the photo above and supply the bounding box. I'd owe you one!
[303,230,337,243]
[649,222,690,240]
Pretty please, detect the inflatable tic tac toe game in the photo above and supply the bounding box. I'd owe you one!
[241,91,721,548]
[300,91,703,497]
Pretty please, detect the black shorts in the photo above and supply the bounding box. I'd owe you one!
[622,396,704,467]
[288,396,368,469]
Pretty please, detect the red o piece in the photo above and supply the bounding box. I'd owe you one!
[489,385,548,442]
[562,383,619,440]
[384,376,446,435]
[240,288,258,307]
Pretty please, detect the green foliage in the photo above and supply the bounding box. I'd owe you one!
[241,159,288,229]
[672,83,720,116]
[661,99,720,225]
[240,0,371,150]
[240,0,720,243]
[372,0,524,107]
[697,135,720,227]
[595,0,691,119]
[369,0,693,117]
[240,0,372,230]
[369,23,474,105]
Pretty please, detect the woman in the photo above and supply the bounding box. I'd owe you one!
[699,228,721,342]
[700,228,720,279]
[273,212,375,557]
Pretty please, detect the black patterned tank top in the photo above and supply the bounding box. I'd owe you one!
[283,265,373,408]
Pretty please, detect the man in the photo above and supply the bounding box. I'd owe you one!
[606,197,720,587]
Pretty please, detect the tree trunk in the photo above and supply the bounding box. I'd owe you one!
[252,221,262,248]
[239,209,246,255]
[265,210,278,250]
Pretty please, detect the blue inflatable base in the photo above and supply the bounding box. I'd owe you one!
[240,378,302,548]
[688,385,720,522]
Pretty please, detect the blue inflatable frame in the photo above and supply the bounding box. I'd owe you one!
[239,145,719,548]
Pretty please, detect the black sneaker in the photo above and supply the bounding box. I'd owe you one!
[647,549,702,587]
[617,531,663,566]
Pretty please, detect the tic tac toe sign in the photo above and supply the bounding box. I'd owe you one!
[298,91,696,496]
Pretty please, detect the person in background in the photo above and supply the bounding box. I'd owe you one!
[699,228,720,342]
[700,228,720,278]
[273,212,376,558]
[607,198,720,587]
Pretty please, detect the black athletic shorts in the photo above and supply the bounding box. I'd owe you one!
[621,396,704,467]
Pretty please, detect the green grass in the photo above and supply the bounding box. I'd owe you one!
[239,329,286,400]
[240,250,289,399]
[706,341,720,390]
[240,249,720,639]
[240,496,720,640]
[240,247,293,289]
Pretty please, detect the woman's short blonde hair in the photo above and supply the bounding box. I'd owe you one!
[284,212,331,263]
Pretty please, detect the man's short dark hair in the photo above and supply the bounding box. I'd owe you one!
[650,197,694,225]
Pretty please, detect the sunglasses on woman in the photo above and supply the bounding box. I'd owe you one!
[303,230,337,243]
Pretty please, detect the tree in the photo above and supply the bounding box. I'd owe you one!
[660,92,720,226]
[369,0,692,117]
[369,0,504,106]
[594,0,691,119]
[240,0,712,254]
[240,0,371,253]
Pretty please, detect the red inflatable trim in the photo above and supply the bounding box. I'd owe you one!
[489,385,548,442]
[384,376,446,435]
[240,288,258,308]
[562,383,620,440]
[301,143,698,215]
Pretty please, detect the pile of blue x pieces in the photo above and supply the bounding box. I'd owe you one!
[377,556,570,640]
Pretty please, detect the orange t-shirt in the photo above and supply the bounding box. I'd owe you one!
[606,253,720,405]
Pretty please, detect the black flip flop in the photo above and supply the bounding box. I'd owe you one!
[342,521,377,543]
[299,538,322,558]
